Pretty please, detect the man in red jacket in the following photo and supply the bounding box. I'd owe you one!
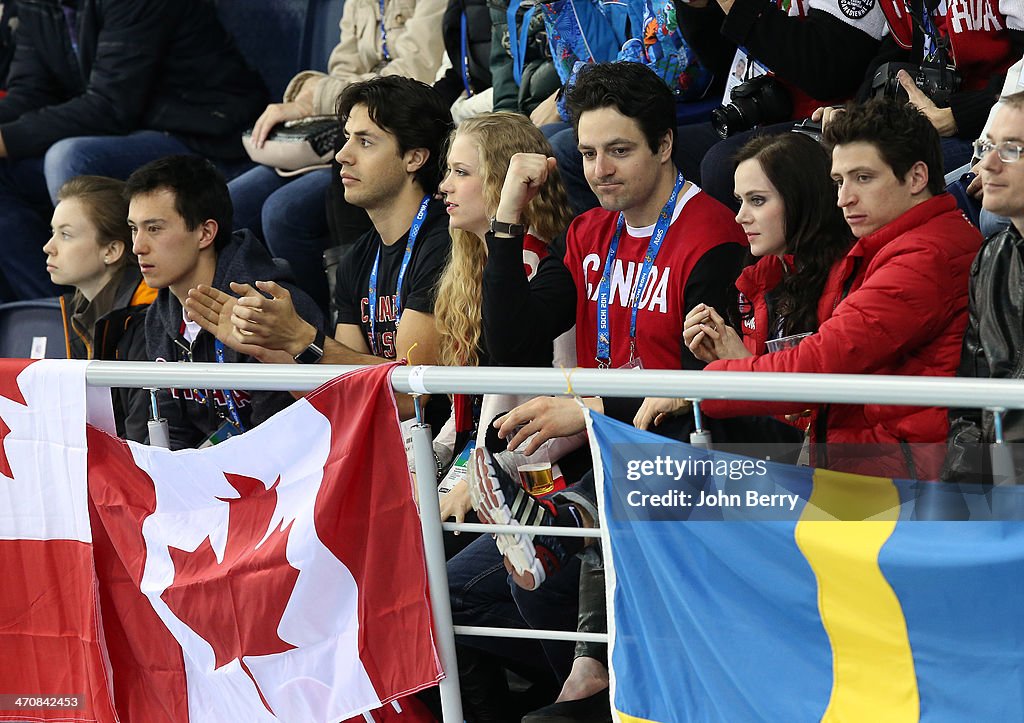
[698,98,982,479]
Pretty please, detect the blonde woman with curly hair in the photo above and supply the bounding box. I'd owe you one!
[433,112,579,535]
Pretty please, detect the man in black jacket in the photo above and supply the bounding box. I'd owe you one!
[945,92,1024,483]
[126,155,323,450]
[0,0,267,301]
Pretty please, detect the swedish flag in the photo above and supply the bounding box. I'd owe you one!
[587,412,1024,722]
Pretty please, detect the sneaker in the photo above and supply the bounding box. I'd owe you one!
[470,447,583,590]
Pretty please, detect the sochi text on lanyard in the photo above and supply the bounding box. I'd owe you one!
[214,339,245,432]
[367,195,431,356]
[595,172,685,368]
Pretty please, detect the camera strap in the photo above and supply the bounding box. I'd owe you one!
[905,0,949,65]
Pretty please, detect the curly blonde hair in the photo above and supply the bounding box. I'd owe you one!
[435,113,573,367]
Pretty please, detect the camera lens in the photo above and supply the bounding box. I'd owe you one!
[711,104,744,139]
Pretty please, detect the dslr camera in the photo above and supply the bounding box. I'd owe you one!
[711,75,793,139]
[871,61,961,106]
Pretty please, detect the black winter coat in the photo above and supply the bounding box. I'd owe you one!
[145,230,325,450]
[434,0,492,106]
[944,224,1024,483]
[0,0,267,159]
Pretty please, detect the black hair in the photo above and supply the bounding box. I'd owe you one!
[565,62,675,154]
[124,155,233,252]
[336,75,454,192]
[733,133,853,336]
[823,98,944,196]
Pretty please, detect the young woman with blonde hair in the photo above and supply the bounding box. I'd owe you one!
[434,111,578,517]
[435,112,583,720]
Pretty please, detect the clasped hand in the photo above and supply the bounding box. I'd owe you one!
[683,303,751,362]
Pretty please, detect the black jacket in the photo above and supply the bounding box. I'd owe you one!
[944,224,1024,483]
[0,0,267,160]
[434,0,492,106]
[675,0,881,106]
[60,264,154,442]
[145,230,325,450]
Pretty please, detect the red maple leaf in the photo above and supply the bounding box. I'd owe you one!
[161,473,298,714]
[0,359,31,480]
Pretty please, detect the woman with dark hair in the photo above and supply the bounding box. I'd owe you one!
[635,132,852,430]
[45,176,155,442]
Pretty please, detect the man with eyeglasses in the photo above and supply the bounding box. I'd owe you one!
[945,91,1024,483]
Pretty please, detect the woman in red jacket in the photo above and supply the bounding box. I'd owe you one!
[635,132,851,431]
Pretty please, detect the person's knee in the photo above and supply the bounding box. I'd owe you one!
[43,137,96,202]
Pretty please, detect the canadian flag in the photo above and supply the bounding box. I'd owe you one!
[0,360,442,722]
[0,359,119,723]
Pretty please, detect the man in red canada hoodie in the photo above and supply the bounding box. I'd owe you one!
[699,98,982,479]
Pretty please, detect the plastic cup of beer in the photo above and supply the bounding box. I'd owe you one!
[765,331,813,354]
[518,462,554,496]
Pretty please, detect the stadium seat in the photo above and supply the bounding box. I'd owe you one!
[308,0,346,72]
[216,0,346,101]
[0,298,67,359]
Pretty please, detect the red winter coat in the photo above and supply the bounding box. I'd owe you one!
[734,253,791,356]
[703,193,982,478]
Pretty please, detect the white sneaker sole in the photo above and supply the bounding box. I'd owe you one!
[470,448,547,590]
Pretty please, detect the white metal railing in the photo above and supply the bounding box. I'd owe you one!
[82,361,1024,723]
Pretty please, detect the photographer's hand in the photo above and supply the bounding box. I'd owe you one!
[897,70,957,137]
[810,105,845,133]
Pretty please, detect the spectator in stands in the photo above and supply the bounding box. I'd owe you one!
[186,77,454,429]
[434,0,493,123]
[234,0,447,312]
[434,112,576,529]
[637,132,854,433]
[46,176,154,443]
[462,62,746,723]
[669,0,889,209]
[698,99,982,479]
[812,1,1022,229]
[432,112,581,717]
[127,155,323,450]
[945,92,1024,482]
[0,0,267,301]
[857,0,1024,173]
[549,0,888,214]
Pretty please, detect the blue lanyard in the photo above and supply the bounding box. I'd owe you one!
[367,195,431,356]
[595,172,685,367]
[460,12,474,97]
[379,0,392,62]
[213,340,245,432]
[507,0,537,86]
[920,4,940,62]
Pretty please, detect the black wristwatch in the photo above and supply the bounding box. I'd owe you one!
[489,217,526,236]
[294,329,326,364]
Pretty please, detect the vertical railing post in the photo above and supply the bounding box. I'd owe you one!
[410,421,464,723]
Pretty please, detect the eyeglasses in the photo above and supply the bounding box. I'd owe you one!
[973,138,1024,163]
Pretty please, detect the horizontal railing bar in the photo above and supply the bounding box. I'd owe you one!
[453,625,608,644]
[84,361,1024,409]
[441,522,596,537]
